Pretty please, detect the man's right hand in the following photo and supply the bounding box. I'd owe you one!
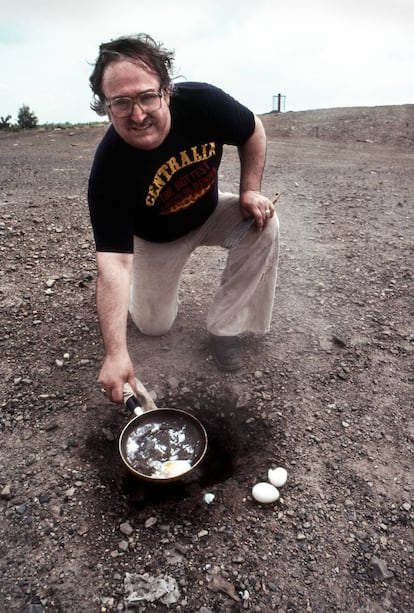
[98,351,136,404]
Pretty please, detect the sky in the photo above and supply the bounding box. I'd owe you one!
[1,0,413,124]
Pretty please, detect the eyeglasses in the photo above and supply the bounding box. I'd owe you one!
[106,91,163,118]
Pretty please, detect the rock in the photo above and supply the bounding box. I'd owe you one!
[197,529,209,538]
[1,483,12,500]
[144,516,158,528]
[44,422,58,432]
[369,556,394,580]
[77,523,89,536]
[124,572,180,606]
[120,521,134,536]
[167,377,179,390]
[207,575,240,602]
[118,540,129,551]
[332,334,347,347]
[175,543,190,555]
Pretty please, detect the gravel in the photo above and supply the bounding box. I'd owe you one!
[1,106,413,611]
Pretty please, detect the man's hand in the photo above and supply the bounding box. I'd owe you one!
[239,190,278,232]
[98,351,136,404]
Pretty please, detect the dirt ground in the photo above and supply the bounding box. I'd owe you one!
[0,104,413,612]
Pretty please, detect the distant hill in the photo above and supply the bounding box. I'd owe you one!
[260,104,414,147]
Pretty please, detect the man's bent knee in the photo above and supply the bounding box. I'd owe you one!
[129,305,177,336]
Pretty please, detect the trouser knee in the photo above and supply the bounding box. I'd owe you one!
[129,305,176,336]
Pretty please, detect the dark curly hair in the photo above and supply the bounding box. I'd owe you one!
[89,33,175,116]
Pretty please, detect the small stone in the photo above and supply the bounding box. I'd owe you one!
[369,556,393,580]
[55,359,64,368]
[77,523,89,536]
[44,421,58,432]
[197,529,209,538]
[51,505,62,517]
[319,339,333,351]
[402,502,411,512]
[167,377,179,390]
[332,335,347,348]
[145,516,158,528]
[1,484,12,500]
[175,543,190,555]
[120,521,134,536]
[118,540,129,551]
[203,493,215,504]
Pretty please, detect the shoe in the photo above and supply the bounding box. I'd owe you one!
[209,334,242,371]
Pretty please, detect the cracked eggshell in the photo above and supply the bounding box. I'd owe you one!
[268,467,288,488]
[252,482,280,504]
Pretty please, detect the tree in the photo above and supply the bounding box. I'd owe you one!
[0,115,12,129]
[17,104,38,129]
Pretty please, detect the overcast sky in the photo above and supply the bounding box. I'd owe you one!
[1,0,413,124]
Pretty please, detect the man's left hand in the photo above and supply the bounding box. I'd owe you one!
[239,190,278,232]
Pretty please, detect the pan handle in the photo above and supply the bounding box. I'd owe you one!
[122,385,144,416]
[123,379,158,415]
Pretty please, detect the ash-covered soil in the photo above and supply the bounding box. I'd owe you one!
[0,104,413,612]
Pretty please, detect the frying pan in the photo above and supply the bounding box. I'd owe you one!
[119,379,208,483]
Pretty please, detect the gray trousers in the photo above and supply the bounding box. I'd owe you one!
[130,192,279,337]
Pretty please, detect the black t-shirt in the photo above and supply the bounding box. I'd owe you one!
[88,82,255,252]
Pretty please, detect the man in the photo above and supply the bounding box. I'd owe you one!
[88,33,279,404]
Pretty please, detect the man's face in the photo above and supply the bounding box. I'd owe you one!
[102,59,171,150]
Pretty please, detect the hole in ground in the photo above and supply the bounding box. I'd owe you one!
[121,415,236,506]
[83,390,280,509]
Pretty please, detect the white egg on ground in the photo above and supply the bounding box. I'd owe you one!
[252,482,280,504]
[268,467,288,488]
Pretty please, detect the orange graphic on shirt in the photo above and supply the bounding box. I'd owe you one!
[159,173,216,215]
[145,142,217,207]
[160,167,217,215]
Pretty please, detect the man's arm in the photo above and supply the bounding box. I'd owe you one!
[238,115,275,230]
[95,251,136,403]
